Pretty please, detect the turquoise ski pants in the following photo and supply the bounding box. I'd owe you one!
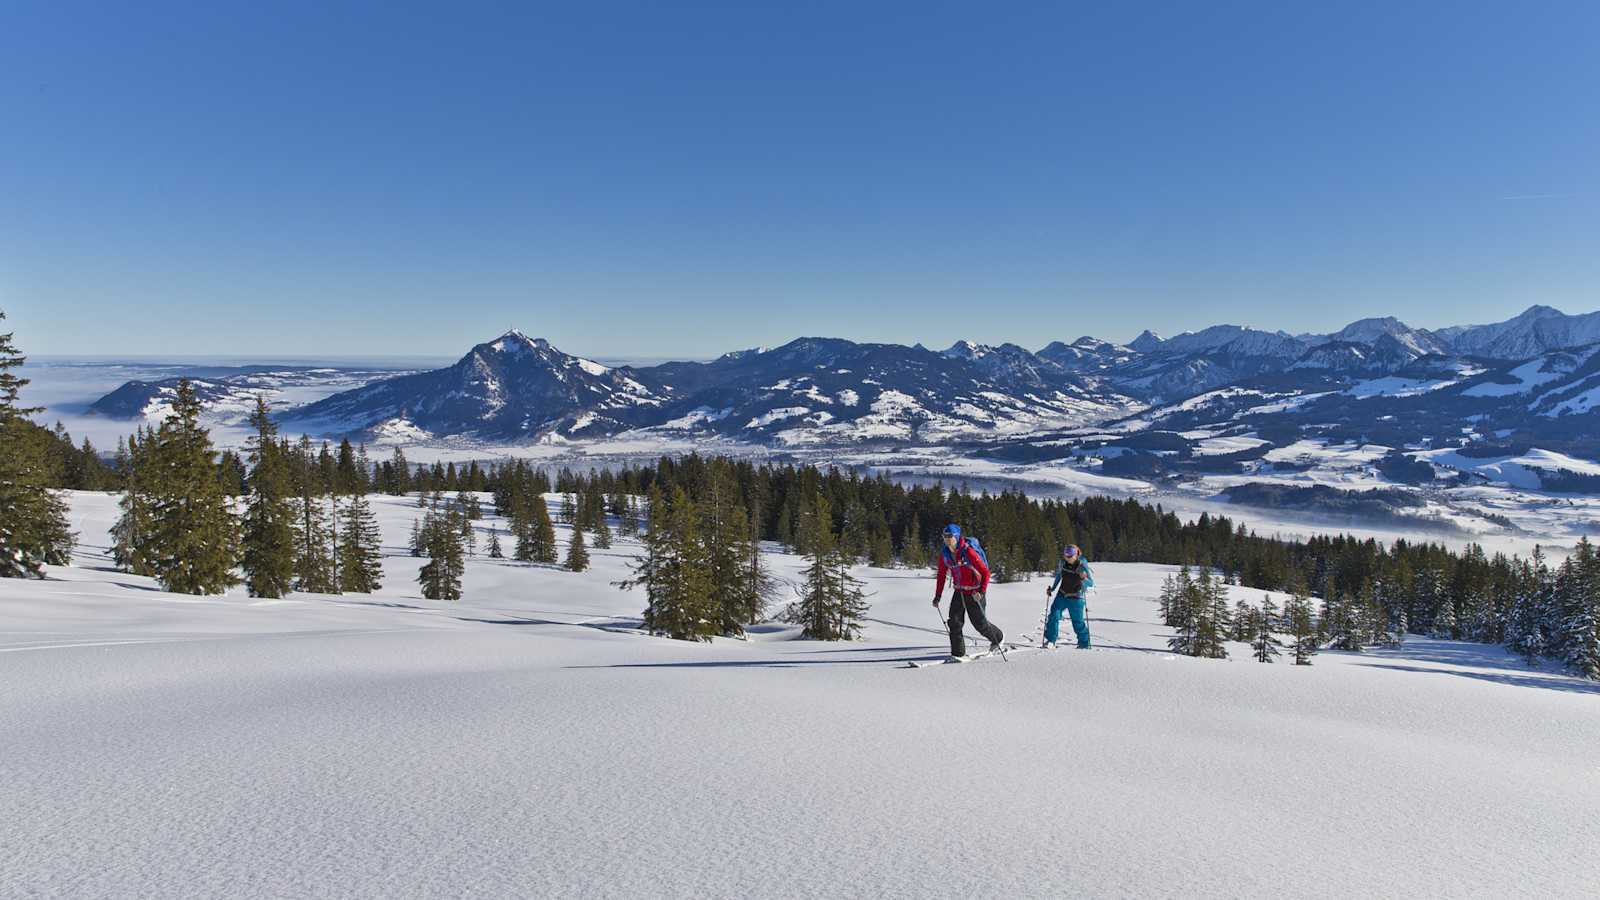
[1045,594,1090,648]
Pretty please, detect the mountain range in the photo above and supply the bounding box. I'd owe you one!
[91,306,1600,453]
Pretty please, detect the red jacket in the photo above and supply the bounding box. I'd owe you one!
[935,539,990,595]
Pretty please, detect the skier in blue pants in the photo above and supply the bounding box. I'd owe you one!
[1043,544,1094,649]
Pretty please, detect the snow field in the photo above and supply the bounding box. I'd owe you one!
[2,492,1598,898]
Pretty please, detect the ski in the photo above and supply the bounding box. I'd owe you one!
[903,642,1036,668]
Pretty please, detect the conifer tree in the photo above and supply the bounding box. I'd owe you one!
[590,505,613,549]
[566,522,590,572]
[336,489,384,593]
[0,312,75,577]
[291,436,336,593]
[530,493,558,563]
[386,446,411,495]
[417,507,465,601]
[1560,538,1600,679]
[112,429,157,575]
[1231,599,1254,643]
[144,380,241,594]
[487,525,504,559]
[240,396,297,598]
[900,516,928,569]
[621,495,641,536]
[1196,566,1230,659]
[619,487,717,641]
[1252,597,1282,663]
[1166,567,1197,654]
[1430,592,1458,639]
[785,494,869,640]
[701,461,756,636]
[1326,593,1366,652]
[1286,591,1318,665]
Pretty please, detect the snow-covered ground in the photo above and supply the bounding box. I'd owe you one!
[3,492,1597,898]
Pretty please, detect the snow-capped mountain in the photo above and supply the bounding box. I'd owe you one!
[288,330,665,440]
[1128,329,1165,353]
[1143,325,1305,359]
[86,365,415,422]
[1320,316,1451,357]
[1437,305,1600,360]
[1037,336,1139,373]
[632,337,1139,445]
[939,340,1080,389]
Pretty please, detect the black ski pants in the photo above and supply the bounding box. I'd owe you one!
[948,590,1002,656]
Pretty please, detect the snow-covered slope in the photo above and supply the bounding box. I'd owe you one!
[3,492,1596,898]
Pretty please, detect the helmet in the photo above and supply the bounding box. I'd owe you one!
[942,524,962,539]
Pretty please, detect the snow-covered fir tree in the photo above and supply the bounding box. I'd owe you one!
[141,380,241,594]
[240,396,297,598]
[417,507,466,601]
[565,522,590,572]
[336,489,384,594]
[784,493,868,640]
[1285,590,1318,666]
[1325,593,1366,652]
[291,436,336,594]
[0,311,75,578]
[618,486,717,642]
[1253,597,1282,663]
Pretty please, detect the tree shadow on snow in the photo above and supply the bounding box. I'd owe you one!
[1353,662,1600,696]
[566,653,946,670]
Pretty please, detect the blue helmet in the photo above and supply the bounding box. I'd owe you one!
[942,524,962,538]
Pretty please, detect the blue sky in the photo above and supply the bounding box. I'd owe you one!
[4,1,1598,358]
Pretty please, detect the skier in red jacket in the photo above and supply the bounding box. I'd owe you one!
[933,524,1004,659]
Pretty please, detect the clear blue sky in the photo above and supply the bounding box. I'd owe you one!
[4,1,1598,358]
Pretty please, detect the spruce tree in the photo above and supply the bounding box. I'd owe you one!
[591,508,613,549]
[566,522,590,572]
[1430,592,1458,639]
[144,380,241,594]
[0,312,75,577]
[1166,567,1197,655]
[530,494,558,563]
[900,517,928,568]
[701,461,754,636]
[1286,591,1318,665]
[487,525,504,559]
[1252,597,1283,663]
[785,494,869,640]
[336,489,384,593]
[619,487,717,642]
[1231,599,1254,643]
[291,436,336,593]
[240,396,297,598]
[1326,593,1366,652]
[112,429,157,575]
[417,507,465,601]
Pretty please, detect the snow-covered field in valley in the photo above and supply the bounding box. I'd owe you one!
[4,492,1598,899]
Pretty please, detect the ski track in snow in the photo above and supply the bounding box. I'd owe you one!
[2,491,1598,899]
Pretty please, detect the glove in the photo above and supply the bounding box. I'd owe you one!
[931,595,941,607]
